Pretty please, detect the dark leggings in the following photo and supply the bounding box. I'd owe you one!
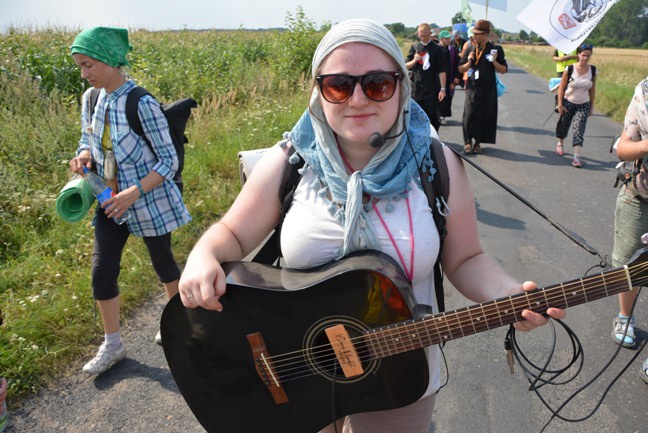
[91,208,181,300]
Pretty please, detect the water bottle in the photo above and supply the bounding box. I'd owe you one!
[82,167,131,225]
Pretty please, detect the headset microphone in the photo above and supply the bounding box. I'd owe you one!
[368,132,386,148]
[367,110,408,148]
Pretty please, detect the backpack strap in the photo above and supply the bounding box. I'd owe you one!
[125,86,151,139]
[567,64,596,82]
[418,137,450,312]
[251,146,304,265]
[87,87,101,120]
[566,64,574,82]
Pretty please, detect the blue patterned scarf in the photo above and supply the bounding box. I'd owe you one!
[286,19,435,258]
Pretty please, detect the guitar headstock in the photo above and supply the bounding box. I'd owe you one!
[627,247,648,287]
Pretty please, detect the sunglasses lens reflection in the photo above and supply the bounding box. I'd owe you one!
[362,73,398,102]
[321,75,354,103]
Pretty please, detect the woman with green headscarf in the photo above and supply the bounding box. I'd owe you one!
[175,19,564,432]
[68,27,191,375]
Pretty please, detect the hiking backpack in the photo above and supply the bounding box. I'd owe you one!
[88,87,197,193]
[244,137,450,312]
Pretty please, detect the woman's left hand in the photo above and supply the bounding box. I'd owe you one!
[102,185,139,220]
[513,281,566,332]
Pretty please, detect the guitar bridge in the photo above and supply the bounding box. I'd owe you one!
[247,332,289,404]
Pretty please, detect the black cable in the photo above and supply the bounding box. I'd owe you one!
[506,286,643,432]
[447,145,609,265]
[332,362,340,433]
[436,342,449,392]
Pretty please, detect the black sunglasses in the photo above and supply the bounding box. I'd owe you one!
[315,72,402,104]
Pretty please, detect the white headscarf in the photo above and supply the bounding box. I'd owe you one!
[288,18,431,258]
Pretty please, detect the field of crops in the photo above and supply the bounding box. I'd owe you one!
[1,21,644,401]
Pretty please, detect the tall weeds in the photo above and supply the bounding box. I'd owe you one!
[0,18,320,399]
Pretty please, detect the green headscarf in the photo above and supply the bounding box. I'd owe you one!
[70,27,132,67]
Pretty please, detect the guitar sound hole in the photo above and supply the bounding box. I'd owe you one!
[303,316,379,383]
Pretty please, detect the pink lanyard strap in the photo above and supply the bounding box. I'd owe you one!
[372,199,415,282]
[337,144,415,281]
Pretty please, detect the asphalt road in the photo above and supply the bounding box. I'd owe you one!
[431,65,647,433]
[8,63,647,433]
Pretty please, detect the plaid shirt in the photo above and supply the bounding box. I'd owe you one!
[77,80,191,237]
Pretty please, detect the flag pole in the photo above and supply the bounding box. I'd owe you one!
[485,0,489,20]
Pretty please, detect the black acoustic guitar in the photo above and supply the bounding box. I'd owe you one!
[161,248,647,433]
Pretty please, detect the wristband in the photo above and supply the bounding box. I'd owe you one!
[134,179,145,197]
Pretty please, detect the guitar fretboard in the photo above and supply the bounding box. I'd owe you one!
[364,266,635,359]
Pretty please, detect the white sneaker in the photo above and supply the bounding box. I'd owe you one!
[82,342,126,374]
[155,330,162,346]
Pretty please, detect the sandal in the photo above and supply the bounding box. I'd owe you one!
[464,143,473,155]
[611,316,636,349]
[556,142,564,156]
[642,358,648,384]
[472,143,482,154]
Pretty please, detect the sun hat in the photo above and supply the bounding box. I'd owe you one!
[473,19,492,33]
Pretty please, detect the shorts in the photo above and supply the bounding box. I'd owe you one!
[612,187,648,268]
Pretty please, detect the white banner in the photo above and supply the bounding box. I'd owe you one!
[517,0,619,53]
[469,0,508,12]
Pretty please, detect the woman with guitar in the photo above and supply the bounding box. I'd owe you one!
[177,19,565,433]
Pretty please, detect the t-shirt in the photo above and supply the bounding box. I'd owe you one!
[554,49,578,73]
[565,66,594,104]
[624,78,648,165]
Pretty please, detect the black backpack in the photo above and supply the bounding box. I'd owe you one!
[249,138,450,312]
[88,87,197,193]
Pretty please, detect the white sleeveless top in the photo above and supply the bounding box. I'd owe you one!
[565,65,593,105]
[281,166,442,397]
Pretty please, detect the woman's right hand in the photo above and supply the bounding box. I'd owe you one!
[178,242,227,311]
[69,150,92,175]
[178,144,287,312]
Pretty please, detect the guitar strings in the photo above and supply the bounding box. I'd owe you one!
[260,264,648,383]
[262,265,647,381]
[267,267,648,383]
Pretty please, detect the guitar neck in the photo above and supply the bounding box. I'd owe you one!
[364,266,634,359]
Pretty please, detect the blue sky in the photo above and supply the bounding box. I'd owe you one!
[1,0,534,32]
